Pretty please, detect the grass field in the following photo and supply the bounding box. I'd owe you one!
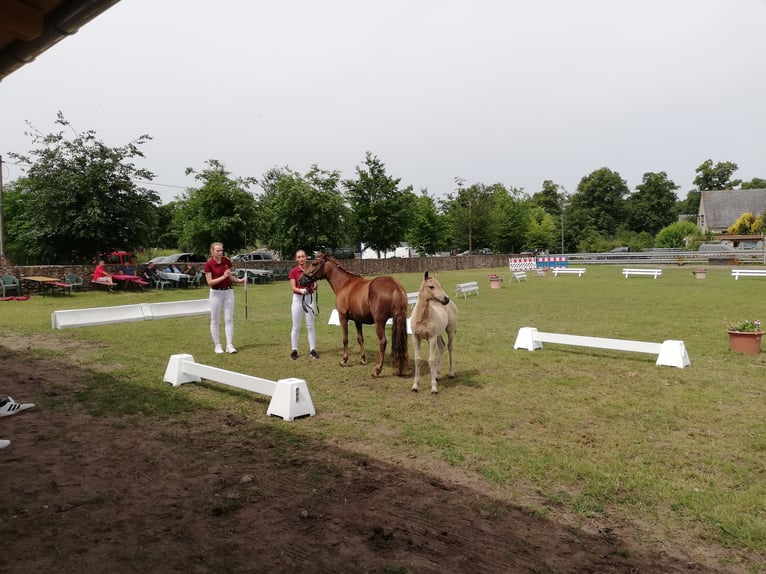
[2,265,766,569]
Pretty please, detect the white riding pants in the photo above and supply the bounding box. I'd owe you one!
[209,288,235,347]
[291,293,316,351]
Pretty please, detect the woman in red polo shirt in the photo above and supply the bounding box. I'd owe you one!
[204,242,245,354]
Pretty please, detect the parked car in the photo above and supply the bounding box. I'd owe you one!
[149,252,205,266]
[231,251,276,262]
[611,246,629,253]
[94,251,134,265]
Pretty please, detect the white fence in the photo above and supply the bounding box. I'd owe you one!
[52,299,210,329]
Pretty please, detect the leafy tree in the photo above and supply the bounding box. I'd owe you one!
[654,220,700,248]
[693,159,742,191]
[256,165,348,258]
[531,180,564,217]
[7,112,159,263]
[523,207,557,253]
[344,152,416,257]
[728,212,763,234]
[568,167,629,239]
[676,190,701,216]
[741,177,766,190]
[625,171,679,235]
[176,159,257,255]
[489,185,532,253]
[406,190,450,255]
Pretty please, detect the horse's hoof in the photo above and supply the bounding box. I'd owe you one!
[431,390,439,395]
[411,388,418,393]
[449,374,455,379]
[339,362,348,368]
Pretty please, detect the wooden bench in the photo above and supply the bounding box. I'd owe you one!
[731,269,766,280]
[455,281,479,298]
[512,271,528,282]
[551,267,586,277]
[622,268,662,279]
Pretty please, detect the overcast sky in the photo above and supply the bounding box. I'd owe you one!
[2,0,764,204]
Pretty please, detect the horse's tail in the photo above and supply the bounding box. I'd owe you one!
[391,285,410,376]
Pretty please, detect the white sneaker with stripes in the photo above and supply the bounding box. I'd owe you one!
[0,396,35,417]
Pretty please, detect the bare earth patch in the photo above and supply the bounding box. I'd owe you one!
[0,342,748,573]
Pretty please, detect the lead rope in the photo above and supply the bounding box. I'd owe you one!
[302,285,320,316]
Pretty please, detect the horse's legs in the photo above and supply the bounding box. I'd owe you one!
[354,321,367,365]
[339,318,350,368]
[428,335,441,394]
[371,321,387,377]
[411,335,422,392]
[434,334,445,377]
[446,328,456,379]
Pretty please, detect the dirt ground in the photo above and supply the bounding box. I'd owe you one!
[0,340,750,573]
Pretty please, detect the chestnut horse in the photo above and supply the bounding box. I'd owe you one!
[299,254,409,377]
[410,271,457,394]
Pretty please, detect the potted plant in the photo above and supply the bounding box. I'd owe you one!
[488,274,504,289]
[726,319,763,354]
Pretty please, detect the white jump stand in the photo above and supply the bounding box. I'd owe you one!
[163,354,315,421]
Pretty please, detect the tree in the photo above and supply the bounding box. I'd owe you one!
[7,112,159,263]
[531,180,564,217]
[654,220,700,248]
[625,171,679,235]
[406,190,450,255]
[344,152,416,257]
[728,212,763,235]
[741,177,766,190]
[693,159,742,191]
[488,185,532,253]
[255,165,348,258]
[523,207,557,253]
[175,159,257,255]
[568,167,629,238]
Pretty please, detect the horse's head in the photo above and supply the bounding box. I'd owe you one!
[299,253,327,286]
[419,271,450,305]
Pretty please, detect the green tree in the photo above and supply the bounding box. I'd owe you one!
[693,159,742,191]
[175,159,257,255]
[568,167,629,239]
[654,220,700,248]
[531,180,564,217]
[676,190,701,216]
[523,207,557,252]
[406,190,450,255]
[256,165,348,258]
[7,112,159,263]
[344,152,416,257]
[626,171,679,235]
[489,185,532,253]
[741,177,766,190]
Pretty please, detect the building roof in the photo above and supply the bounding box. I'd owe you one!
[699,189,766,232]
[0,0,120,82]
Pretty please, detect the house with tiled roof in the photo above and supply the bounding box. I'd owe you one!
[697,189,766,233]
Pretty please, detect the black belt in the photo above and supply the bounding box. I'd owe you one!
[211,286,232,291]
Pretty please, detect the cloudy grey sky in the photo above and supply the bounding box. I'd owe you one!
[2,0,764,204]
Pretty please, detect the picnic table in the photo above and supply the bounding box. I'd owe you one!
[21,275,58,295]
[112,274,149,291]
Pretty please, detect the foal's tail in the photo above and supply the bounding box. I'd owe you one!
[391,286,410,376]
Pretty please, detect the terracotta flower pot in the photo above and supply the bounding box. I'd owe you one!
[489,278,503,289]
[727,330,763,354]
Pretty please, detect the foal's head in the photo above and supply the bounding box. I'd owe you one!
[419,271,450,305]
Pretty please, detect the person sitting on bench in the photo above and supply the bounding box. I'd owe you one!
[93,260,116,288]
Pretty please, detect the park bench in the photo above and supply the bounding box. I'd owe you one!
[455,281,479,298]
[407,291,419,308]
[731,269,766,280]
[622,268,662,279]
[551,267,586,277]
[512,271,528,282]
[47,281,73,296]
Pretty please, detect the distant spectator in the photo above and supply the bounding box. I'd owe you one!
[119,263,135,275]
[93,260,116,287]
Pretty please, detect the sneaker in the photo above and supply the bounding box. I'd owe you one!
[214,344,224,354]
[310,349,320,359]
[0,439,9,449]
[290,350,298,360]
[0,396,35,417]
[226,345,237,354]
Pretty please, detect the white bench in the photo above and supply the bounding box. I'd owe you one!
[551,267,586,277]
[513,327,690,368]
[512,271,528,282]
[163,354,315,421]
[731,269,766,280]
[455,281,479,298]
[407,291,419,307]
[51,299,210,329]
[622,268,662,279]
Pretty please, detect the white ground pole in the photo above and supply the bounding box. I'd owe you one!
[163,354,315,421]
[513,327,690,368]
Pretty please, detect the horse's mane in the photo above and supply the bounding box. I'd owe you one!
[319,253,363,278]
